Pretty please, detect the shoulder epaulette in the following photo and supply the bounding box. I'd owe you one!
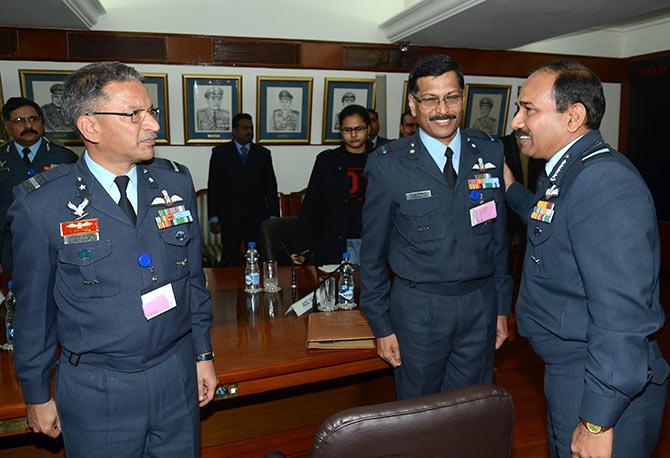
[581,147,612,165]
[148,158,184,173]
[43,137,76,155]
[18,164,71,195]
[463,128,496,142]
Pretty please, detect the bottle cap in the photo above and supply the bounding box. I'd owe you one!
[7,280,12,290]
[248,241,256,247]
[137,253,152,268]
[342,252,350,260]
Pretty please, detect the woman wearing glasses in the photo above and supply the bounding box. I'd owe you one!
[291,104,372,265]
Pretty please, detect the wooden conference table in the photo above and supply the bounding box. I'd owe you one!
[0,267,394,457]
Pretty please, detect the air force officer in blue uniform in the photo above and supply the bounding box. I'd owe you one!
[9,62,217,457]
[360,55,512,400]
[504,61,668,458]
[1,97,78,272]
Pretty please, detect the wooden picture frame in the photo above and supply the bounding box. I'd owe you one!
[256,76,312,144]
[182,74,242,144]
[463,83,512,137]
[322,78,375,144]
[19,69,78,145]
[141,73,170,144]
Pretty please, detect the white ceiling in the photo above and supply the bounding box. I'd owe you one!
[1,0,669,53]
[382,0,670,50]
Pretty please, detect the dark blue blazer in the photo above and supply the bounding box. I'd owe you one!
[9,158,212,404]
[506,130,669,426]
[0,138,78,271]
[360,129,512,337]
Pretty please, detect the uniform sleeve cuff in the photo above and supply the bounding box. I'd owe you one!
[20,381,52,405]
[191,334,212,356]
[367,315,394,338]
[579,389,629,427]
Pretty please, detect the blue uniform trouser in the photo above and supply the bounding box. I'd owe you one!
[55,337,199,458]
[530,338,667,458]
[390,278,497,399]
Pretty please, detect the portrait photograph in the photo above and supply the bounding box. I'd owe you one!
[0,77,6,142]
[322,78,375,144]
[19,69,78,145]
[141,73,170,144]
[182,74,242,144]
[257,76,312,144]
[463,84,512,137]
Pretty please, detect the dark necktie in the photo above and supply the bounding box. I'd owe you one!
[22,147,31,166]
[114,176,136,224]
[240,144,249,165]
[443,147,457,189]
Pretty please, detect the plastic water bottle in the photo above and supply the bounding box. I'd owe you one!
[244,242,262,293]
[3,281,16,346]
[338,252,356,309]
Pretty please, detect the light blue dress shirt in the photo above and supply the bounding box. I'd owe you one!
[83,151,138,213]
[419,127,462,174]
[14,138,43,162]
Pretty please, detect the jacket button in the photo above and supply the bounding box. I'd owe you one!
[534,226,542,236]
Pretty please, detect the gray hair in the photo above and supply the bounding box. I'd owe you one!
[62,62,143,132]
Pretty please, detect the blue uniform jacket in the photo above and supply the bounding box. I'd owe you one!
[0,138,78,270]
[506,130,669,426]
[9,158,212,404]
[360,129,512,337]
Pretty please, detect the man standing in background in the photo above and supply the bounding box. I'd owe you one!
[208,113,279,266]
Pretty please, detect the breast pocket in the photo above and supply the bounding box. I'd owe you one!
[525,224,554,278]
[57,240,119,297]
[158,225,192,278]
[397,198,445,243]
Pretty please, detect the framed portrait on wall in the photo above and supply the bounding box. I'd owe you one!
[141,73,170,144]
[401,80,409,114]
[322,78,375,144]
[182,74,242,144]
[256,76,312,144]
[0,76,6,142]
[463,84,512,137]
[19,69,78,145]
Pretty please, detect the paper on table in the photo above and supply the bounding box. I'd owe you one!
[285,292,314,317]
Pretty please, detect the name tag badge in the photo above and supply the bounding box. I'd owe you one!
[469,200,497,226]
[141,283,177,320]
[405,190,432,200]
[60,218,100,245]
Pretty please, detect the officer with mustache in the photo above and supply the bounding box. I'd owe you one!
[1,97,77,272]
[360,54,511,400]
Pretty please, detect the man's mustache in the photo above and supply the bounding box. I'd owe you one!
[514,129,531,138]
[428,114,457,121]
[20,128,39,136]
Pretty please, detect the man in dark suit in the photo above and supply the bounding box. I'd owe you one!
[504,60,668,458]
[207,113,279,266]
[367,108,389,149]
[1,97,78,272]
[360,54,511,400]
[10,62,216,457]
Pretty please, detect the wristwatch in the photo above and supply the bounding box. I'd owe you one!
[196,352,215,362]
[580,419,611,434]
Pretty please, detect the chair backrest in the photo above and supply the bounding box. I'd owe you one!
[259,215,299,265]
[277,188,307,217]
[311,384,514,458]
[195,189,223,265]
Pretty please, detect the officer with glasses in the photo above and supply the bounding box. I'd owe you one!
[360,54,512,400]
[9,62,215,457]
[0,97,77,272]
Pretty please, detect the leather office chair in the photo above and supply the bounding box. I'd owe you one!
[195,189,223,266]
[311,384,514,458]
[259,215,298,265]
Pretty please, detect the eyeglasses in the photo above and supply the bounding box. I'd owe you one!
[341,126,367,135]
[8,116,43,125]
[411,93,464,109]
[86,108,160,123]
